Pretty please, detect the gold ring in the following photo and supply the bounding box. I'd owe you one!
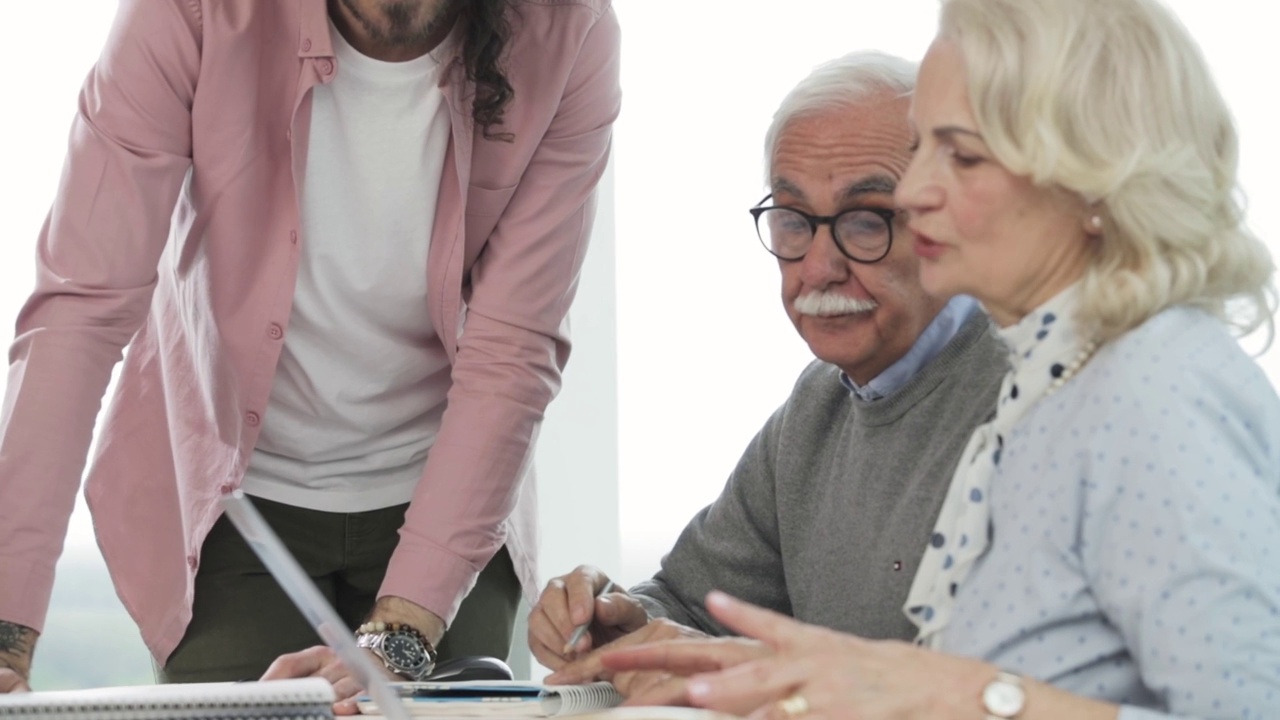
[777,693,810,718]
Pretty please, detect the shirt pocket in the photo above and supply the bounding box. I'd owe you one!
[464,184,519,263]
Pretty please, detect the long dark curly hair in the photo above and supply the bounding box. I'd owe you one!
[457,0,515,141]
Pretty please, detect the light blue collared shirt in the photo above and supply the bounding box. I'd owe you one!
[841,295,981,401]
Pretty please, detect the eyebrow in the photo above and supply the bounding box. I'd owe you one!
[839,176,896,202]
[772,175,898,205]
[933,125,985,143]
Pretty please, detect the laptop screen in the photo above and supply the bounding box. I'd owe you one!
[219,490,412,720]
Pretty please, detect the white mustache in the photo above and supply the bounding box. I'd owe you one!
[794,292,878,317]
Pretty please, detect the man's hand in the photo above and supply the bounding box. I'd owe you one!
[545,617,712,692]
[260,595,445,715]
[0,669,30,694]
[0,622,36,694]
[528,566,649,671]
[261,646,390,716]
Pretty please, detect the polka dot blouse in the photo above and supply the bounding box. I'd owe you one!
[939,306,1280,719]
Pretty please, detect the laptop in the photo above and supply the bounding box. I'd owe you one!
[219,489,412,720]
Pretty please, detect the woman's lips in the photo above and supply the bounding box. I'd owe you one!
[911,227,947,259]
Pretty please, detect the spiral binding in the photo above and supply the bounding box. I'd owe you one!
[0,678,334,720]
[545,682,623,716]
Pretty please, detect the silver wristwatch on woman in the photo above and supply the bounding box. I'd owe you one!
[981,671,1026,719]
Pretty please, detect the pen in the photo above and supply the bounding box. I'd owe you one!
[562,580,616,654]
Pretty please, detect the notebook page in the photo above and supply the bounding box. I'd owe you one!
[0,677,334,720]
[570,709,740,720]
[356,680,622,717]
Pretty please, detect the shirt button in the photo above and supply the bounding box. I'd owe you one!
[187,555,198,570]
[301,38,312,52]
[289,230,298,244]
[285,128,292,141]
[267,323,284,340]
[318,59,334,76]
[245,411,261,427]
[219,482,235,495]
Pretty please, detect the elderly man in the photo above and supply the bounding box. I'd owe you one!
[528,50,1005,699]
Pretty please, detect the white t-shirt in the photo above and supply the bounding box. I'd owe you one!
[241,23,453,513]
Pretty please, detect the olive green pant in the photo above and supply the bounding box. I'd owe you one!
[156,496,521,682]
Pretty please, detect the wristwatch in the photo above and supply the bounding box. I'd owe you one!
[355,621,438,681]
[981,671,1026,719]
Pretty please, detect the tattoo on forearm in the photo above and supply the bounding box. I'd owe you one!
[0,621,35,661]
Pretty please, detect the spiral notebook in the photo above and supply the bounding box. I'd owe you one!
[0,677,334,720]
[356,680,623,717]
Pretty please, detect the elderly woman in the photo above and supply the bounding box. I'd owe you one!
[600,0,1280,718]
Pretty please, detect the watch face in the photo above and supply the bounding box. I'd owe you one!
[982,679,1026,718]
[383,632,429,671]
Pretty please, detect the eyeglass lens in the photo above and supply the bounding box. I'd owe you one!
[757,207,891,261]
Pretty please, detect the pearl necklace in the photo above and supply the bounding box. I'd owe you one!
[1046,339,1099,395]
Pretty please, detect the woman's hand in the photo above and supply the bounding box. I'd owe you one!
[546,617,715,687]
[602,591,997,720]
[613,635,772,708]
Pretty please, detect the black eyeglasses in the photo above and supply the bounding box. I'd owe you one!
[749,194,897,264]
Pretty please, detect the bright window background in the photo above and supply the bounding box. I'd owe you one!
[0,0,1275,688]
[609,0,1280,584]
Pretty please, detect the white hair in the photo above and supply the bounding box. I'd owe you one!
[764,51,919,184]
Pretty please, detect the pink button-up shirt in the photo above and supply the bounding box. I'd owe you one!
[0,0,620,663]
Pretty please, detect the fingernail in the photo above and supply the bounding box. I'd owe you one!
[687,680,710,700]
[706,590,730,608]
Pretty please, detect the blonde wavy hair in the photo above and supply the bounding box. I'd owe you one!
[939,0,1277,344]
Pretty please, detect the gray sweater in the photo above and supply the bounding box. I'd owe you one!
[632,312,1008,641]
